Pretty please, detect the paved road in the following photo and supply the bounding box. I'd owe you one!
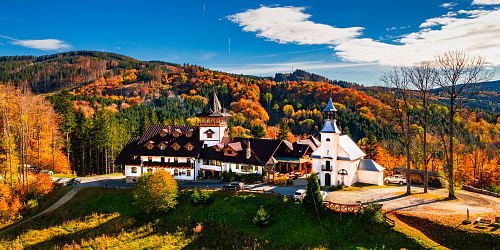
[178,181,301,197]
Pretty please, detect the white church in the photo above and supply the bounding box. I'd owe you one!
[311,98,385,187]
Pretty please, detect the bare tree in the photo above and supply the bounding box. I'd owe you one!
[380,67,413,195]
[409,61,438,193]
[434,50,494,199]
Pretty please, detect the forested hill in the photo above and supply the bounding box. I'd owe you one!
[2,50,500,186]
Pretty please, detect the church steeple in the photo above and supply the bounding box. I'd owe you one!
[320,98,341,133]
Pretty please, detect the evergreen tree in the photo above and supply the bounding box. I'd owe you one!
[138,112,151,135]
[251,124,266,139]
[302,172,326,214]
[150,111,159,125]
[277,119,290,141]
[359,132,379,160]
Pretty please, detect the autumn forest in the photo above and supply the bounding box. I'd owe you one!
[1,50,500,198]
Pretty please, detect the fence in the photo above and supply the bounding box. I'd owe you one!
[462,185,500,198]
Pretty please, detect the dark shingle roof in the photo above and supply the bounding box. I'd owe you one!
[196,91,231,117]
[200,137,282,166]
[114,137,141,165]
[132,125,203,158]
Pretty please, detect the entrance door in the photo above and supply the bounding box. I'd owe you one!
[214,171,220,178]
[325,173,331,186]
[205,170,213,179]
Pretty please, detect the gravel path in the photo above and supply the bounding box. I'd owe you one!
[327,185,500,214]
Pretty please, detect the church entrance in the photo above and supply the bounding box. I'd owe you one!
[325,173,331,186]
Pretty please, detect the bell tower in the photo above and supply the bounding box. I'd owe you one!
[196,91,231,147]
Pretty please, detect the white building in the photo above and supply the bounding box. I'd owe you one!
[311,98,384,187]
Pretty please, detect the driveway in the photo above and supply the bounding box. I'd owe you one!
[178,182,301,197]
[327,185,500,214]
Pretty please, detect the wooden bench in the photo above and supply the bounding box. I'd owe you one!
[476,217,492,225]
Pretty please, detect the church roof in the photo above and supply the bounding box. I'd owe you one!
[338,135,366,160]
[196,91,231,117]
[323,98,337,112]
[358,159,384,172]
[320,120,341,133]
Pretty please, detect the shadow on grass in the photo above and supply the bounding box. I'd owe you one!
[394,213,500,250]
[1,188,432,249]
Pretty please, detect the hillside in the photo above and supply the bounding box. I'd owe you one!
[1,51,500,189]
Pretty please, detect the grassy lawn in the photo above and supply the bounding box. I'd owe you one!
[0,187,427,250]
[0,187,496,249]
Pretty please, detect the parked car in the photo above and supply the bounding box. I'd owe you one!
[294,189,306,199]
[222,182,244,191]
[54,177,69,187]
[41,170,54,176]
[384,175,407,185]
[320,191,328,201]
[67,178,81,186]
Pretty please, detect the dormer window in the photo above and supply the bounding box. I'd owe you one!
[215,147,221,152]
[185,130,193,138]
[173,129,182,137]
[185,143,194,151]
[145,141,154,150]
[171,143,181,151]
[159,129,168,137]
[204,129,215,139]
[158,142,167,150]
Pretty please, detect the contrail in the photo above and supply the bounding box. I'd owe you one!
[0,35,19,41]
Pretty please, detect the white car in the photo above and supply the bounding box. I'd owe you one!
[294,189,306,199]
[384,175,407,185]
[320,191,327,201]
[294,189,328,201]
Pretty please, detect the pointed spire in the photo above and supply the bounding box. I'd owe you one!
[323,98,337,112]
[196,90,231,117]
[320,98,341,133]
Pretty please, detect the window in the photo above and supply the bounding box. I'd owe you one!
[209,160,216,166]
[227,150,233,155]
[185,143,194,151]
[187,170,191,176]
[147,168,153,173]
[236,164,239,169]
[327,150,329,155]
[174,169,178,176]
[216,161,221,166]
[131,167,137,173]
[161,157,165,163]
[174,158,178,163]
[148,157,152,162]
[172,143,181,151]
[207,132,213,139]
[203,159,209,165]
[326,138,331,142]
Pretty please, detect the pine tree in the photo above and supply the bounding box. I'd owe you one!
[251,124,266,139]
[302,172,326,214]
[277,119,290,141]
[359,132,379,160]
[150,111,159,125]
[138,112,151,135]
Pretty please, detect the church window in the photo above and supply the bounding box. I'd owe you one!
[326,138,331,142]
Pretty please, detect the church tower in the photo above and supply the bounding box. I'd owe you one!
[197,91,231,147]
[318,98,341,185]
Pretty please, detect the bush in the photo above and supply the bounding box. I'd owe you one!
[328,185,337,191]
[487,184,500,194]
[302,172,326,214]
[274,176,286,185]
[222,170,262,184]
[133,170,178,214]
[253,205,270,227]
[23,199,39,214]
[356,203,385,225]
[286,179,294,185]
[189,189,210,204]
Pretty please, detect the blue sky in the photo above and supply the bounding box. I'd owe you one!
[2,0,500,86]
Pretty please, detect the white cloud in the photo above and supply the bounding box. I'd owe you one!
[0,35,71,50]
[440,2,457,8]
[472,0,500,5]
[226,5,363,45]
[11,39,71,50]
[228,6,500,66]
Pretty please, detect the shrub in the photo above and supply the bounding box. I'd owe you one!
[487,184,500,194]
[23,199,39,214]
[286,179,294,185]
[274,176,286,185]
[133,170,178,214]
[302,172,326,214]
[189,189,210,204]
[27,173,54,200]
[356,202,385,225]
[253,205,270,227]
[328,185,337,191]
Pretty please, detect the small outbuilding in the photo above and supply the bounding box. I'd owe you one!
[357,159,385,186]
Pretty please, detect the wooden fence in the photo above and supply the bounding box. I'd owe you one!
[462,185,500,198]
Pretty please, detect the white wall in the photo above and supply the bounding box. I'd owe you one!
[124,165,194,180]
[197,159,262,174]
[140,156,192,163]
[199,126,226,147]
[358,170,384,186]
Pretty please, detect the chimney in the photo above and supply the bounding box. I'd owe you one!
[246,139,251,159]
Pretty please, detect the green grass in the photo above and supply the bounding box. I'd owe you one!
[339,182,394,191]
[51,173,77,178]
[0,188,453,249]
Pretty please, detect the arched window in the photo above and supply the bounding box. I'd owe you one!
[326,138,331,142]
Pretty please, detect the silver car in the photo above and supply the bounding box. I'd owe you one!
[384,175,407,185]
